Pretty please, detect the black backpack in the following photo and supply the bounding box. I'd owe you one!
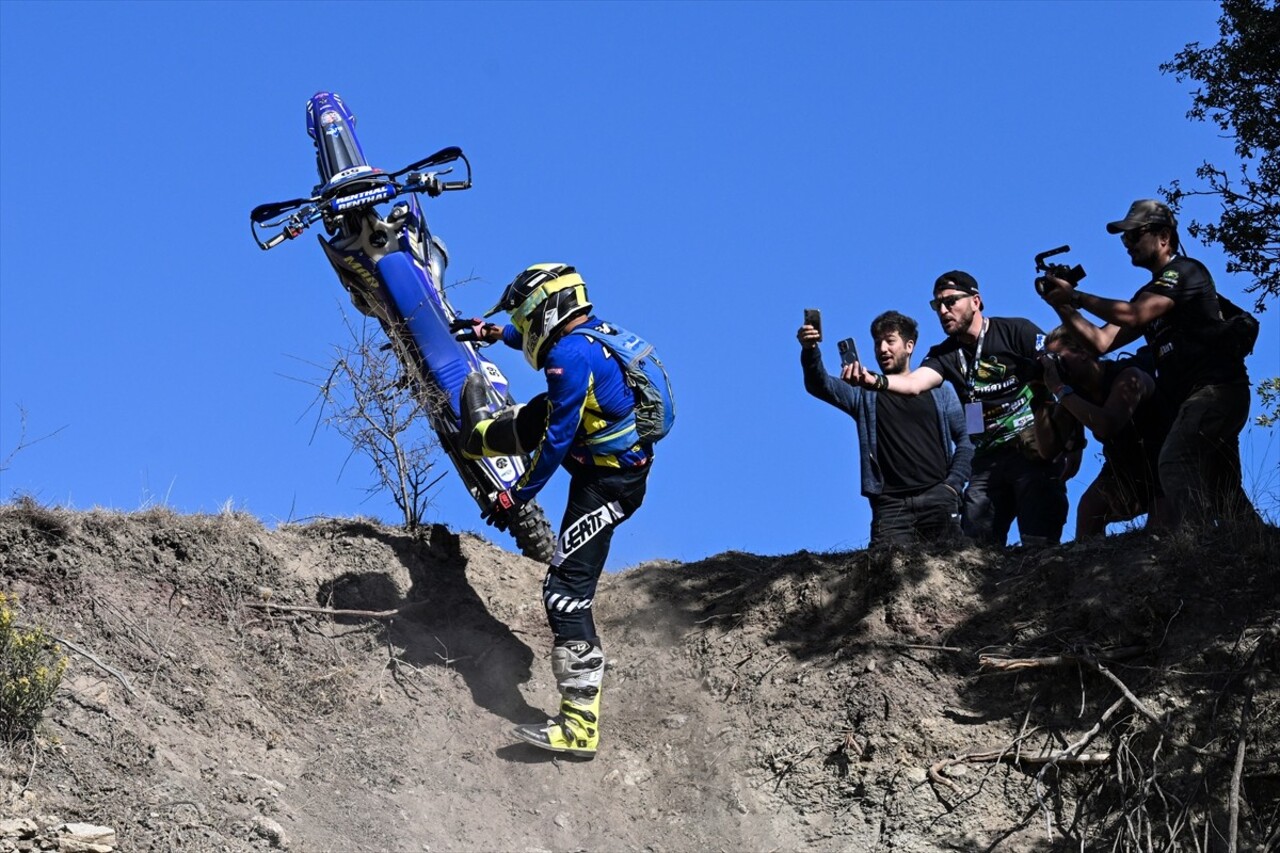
[1210,294,1261,361]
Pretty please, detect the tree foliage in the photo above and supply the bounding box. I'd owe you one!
[1160,0,1280,313]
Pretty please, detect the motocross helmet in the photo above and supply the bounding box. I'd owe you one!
[486,264,592,369]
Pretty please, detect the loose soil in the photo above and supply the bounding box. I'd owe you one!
[1,500,1277,851]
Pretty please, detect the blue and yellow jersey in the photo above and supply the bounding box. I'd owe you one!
[502,316,651,501]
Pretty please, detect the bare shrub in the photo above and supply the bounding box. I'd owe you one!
[298,309,444,531]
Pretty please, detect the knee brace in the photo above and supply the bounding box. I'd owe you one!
[552,639,604,701]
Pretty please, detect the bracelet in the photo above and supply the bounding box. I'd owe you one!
[1069,291,1084,310]
[1053,384,1074,404]
[874,373,889,391]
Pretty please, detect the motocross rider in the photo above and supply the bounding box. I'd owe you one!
[452,264,653,758]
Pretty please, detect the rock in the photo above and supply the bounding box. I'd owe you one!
[661,714,687,730]
[0,820,37,839]
[55,825,116,847]
[250,816,290,849]
[552,814,569,828]
[55,841,112,853]
[904,767,928,785]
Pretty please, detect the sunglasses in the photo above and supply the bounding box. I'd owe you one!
[929,293,971,312]
[1120,227,1150,247]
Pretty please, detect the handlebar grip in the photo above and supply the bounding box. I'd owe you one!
[264,232,287,250]
[441,180,470,192]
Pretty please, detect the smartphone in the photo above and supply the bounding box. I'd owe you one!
[803,308,822,341]
[838,337,860,368]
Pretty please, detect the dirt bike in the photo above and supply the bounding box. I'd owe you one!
[250,91,554,561]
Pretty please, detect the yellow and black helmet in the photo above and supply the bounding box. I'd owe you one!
[486,264,592,369]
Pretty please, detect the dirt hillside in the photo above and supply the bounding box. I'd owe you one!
[1,499,1277,852]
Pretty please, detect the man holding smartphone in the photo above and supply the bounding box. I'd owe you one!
[845,272,1077,547]
[798,310,972,546]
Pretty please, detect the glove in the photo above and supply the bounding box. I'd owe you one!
[450,317,488,344]
[480,491,524,528]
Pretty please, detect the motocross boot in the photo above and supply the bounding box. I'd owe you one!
[461,373,549,460]
[461,373,521,459]
[512,640,604,758]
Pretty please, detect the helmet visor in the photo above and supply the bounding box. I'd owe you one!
[508,288,548,335]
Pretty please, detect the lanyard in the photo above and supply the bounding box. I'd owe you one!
[955,318,989,404]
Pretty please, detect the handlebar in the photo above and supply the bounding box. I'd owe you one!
[250,147,471,251]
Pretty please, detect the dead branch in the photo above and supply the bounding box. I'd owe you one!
[1082,656,1163,726]
[1033,696,1128,841]
[0,405,68,473]
[930,747,1111,792]
[978,646,1147,671]
[18,623,138,698]
[243,600,427,620]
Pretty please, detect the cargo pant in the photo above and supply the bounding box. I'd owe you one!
[1158,381,1257,528]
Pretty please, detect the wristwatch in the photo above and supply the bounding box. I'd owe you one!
[1069,290,1084,309]
[1053,385,1074,404]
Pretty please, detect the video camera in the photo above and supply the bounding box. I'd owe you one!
[1034,245,1086,297]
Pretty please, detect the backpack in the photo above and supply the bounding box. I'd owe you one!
[570,322,676,443]
[1204,294,1261,361]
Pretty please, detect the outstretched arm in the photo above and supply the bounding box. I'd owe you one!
[798,325,862,415]
[843,362,944,396]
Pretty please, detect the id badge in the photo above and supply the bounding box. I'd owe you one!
[964,402,985,435]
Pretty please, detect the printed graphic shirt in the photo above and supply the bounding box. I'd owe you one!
[1133,255,1246,399]
[502,317,650,502]
[921,316,1046,454]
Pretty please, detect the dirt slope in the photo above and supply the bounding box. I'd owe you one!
[1,500,1277,852]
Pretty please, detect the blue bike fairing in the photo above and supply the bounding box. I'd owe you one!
[378,252,472,420]
[503,317,650,503]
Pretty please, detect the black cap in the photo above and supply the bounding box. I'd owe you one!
[1106,199,1177,234]
[933,270,979,295]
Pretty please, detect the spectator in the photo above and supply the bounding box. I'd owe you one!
[848,272,1076,546]
[1033,328,1176,537]
[1038,199,1258,528]
[798,311,972,546]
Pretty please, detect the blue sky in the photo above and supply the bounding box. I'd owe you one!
[2,1,1276,568]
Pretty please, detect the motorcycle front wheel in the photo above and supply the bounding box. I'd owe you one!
[506,501,555,563]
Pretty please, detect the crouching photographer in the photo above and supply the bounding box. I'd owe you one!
[1032,327,1176,537]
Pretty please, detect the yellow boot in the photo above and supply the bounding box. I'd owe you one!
[513,640,604,758]
[512,691,601,758]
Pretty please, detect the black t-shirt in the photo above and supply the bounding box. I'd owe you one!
[875,392,947,495]
[921,316,1045,453]
[1134,255,1246,398]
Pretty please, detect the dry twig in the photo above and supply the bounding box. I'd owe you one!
[18,623,138,698]
[244,600,426,620]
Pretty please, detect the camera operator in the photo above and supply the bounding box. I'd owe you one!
[846,272,1076,547]
[798,311,972,547]
[1033,328,1176,537]
[1037,199,1258,529]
